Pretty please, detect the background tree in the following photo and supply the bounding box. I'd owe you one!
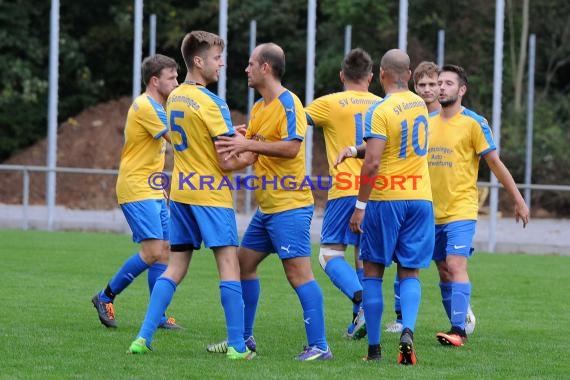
[1,0,569,213]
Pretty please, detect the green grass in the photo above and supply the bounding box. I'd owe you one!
[1,229,568,379]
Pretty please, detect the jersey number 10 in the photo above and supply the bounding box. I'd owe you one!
[399,115,428,158]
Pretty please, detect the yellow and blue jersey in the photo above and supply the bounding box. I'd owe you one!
[428,107,496,224]
[306,90,382,199]
[116,93,168,204]
[246,90,314,214]
[364,91,432,201]
[167,82,235,207]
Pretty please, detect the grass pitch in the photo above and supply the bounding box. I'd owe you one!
[1,229,568,379]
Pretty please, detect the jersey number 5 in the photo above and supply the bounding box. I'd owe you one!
[170,110,189,151]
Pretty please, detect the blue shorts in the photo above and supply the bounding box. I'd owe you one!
[321,197,360,246]
[241,205,313,259]
[121,199,169,243]
[360,200,434,268]
[169,201,238,251]
[432,220,476,262]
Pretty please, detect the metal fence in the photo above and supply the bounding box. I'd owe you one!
[2,164,570,251]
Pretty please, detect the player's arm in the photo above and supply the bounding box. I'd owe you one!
[216,135,301,159]
[483,150,529,227]
[305,96,328,127]
[245,138,301,158]
[349,137,385,233]
[334,143,366,168]
[139,101,170,142]
[214,133,258,171]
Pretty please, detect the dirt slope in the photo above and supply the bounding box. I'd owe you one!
[0,97,328,211]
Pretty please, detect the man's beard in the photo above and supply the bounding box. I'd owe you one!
[439,95,458,107]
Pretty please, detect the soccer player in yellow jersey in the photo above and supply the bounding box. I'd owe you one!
[382,61,442,335]
[431,65,529,347]
[91,54,180,329]
[382,61,475,336]
[348,49,434,364]
[414,61,442,115]
[215,43,331,361]
[305,48,381,340]
[127,31,256,360]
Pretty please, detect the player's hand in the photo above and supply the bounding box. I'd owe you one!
[235,124,247,136]
[514,199,530,228]
[334,147,354,168]
[349,209,364,233]
[242,151,258,165]
[215,134,249,160]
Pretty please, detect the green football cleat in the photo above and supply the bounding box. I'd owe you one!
[207,336,256,354]
[226,347,256,360]
[127,337,152,354]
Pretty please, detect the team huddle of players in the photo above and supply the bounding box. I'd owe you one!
[91,30,529,364]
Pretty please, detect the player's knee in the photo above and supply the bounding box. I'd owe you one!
[139,249,157,264]
[140,240,168,263]
[445,255,468,275]
[318,247,345,270]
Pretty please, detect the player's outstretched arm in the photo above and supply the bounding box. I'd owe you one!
[334,143,366,168]
[216,135,300,159]
[483,150,530,227]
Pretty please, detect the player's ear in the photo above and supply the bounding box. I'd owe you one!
[339,71,344,83]
[193,55,202,69]
[459,84,467,97]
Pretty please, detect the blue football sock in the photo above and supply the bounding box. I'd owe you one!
[137,277,177,346]
[394,274,402,322]
[450,282,471,330]
[439,282,452,321]
[148,263,167,296]
[220,281,246,353]
[101,253,149,302]
[241,278,260,338]
[362,277,383,345]
[399,277,421,332]
[324,257,363,302]
[295,280,327,350]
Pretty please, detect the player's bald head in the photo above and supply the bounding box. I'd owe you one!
[380,49,410,77]
[257,43,284,59]
[254,43,286,79]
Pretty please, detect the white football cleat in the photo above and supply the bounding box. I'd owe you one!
[465,304,476,335]
[385,320,403,333]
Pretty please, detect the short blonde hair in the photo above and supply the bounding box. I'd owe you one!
[181,31,225,69]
